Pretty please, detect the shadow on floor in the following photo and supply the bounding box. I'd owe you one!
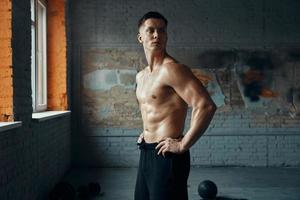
[62,167,300,200]
[217,197,248,200]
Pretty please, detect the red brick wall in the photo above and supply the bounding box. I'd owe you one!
[47,0,67,110]
[0,0,13,122]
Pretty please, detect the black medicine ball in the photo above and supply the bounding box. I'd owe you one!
[198,180,218,199]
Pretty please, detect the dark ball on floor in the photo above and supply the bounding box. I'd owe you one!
[88,182,101,195]
[49,181,76,200]
[77,185,91,200]
[198,180,218,199]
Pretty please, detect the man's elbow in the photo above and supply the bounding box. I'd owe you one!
[210,101,217,112]
[202,100,217,114]
[193,98,217,113]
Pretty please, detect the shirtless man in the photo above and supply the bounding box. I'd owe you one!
[134,12,217,200]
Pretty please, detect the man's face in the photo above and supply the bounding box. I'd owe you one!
[138,18,168,52]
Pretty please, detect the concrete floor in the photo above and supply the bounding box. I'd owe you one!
[63,167,300,200]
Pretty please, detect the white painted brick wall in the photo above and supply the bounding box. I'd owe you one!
[71,0,300,168]
[75,131,300,167]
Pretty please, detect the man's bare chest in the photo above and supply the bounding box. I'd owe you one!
[136,74,172,104]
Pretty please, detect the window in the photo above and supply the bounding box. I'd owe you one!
[31,0,47,112]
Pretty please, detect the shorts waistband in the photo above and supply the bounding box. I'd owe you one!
[138,141,159,150]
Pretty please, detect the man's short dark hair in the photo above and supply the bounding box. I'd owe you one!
[138,11,168,29]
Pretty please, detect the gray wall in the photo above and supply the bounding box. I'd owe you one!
[0,117,71,200]
[70,0,300,167]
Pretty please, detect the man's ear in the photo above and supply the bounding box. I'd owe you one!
[137,33,143,43]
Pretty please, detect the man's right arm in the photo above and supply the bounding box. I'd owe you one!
[156,63,217,155]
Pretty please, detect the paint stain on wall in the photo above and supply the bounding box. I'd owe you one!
[192,69,226,108]
[198,50,236,68]
[80,48,300,131]
[83,69,137,90]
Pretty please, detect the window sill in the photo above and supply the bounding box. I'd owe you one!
[0,121,22,132]
[32,110,71,122]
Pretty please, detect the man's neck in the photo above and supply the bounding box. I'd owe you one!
[144,49,167,72]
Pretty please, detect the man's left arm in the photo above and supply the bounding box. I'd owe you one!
[156,64,217,155]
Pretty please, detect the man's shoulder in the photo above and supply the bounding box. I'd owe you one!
[160,61,196,86]
[161,61,191,75]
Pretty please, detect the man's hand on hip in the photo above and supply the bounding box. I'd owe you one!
[155,137,184,156]
[137,133,144,144]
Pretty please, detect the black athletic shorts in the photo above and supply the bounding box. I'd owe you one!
[134,141,190,200]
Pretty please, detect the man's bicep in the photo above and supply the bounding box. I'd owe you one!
[163,64,213,107]
[165,65,210,106]
[175,76,212,107]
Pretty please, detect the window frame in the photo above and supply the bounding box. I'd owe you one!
[31,0,47,112]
